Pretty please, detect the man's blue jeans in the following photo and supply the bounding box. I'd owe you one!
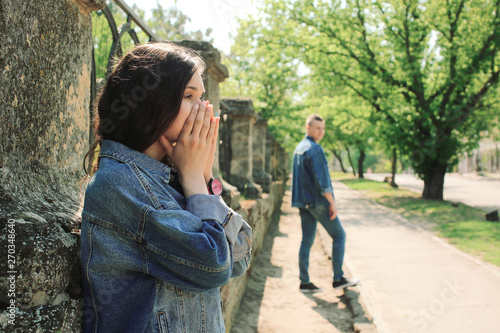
[299,205,346,283]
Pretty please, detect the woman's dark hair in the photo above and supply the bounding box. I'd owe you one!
[84,43,205,175]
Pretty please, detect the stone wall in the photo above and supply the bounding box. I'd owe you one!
[221,180,285,331]
[0,0,107,332]
[0,1,287,332]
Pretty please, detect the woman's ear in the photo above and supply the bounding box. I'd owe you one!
[158,135,174,156]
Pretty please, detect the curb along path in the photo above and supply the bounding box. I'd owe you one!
[331,181,500,333]
[230,190,376,333]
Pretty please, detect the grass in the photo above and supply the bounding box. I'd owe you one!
[331,172,500,267]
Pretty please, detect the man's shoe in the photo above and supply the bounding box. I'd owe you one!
[299,282,322,293]
[333,277,360,290]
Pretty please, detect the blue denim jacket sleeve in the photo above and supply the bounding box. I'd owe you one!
[227,218,252,278]
[309,148,333,195]
[187,194,252,278]
[145,194,251,291]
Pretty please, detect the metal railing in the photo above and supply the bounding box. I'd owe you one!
[113,0,159,42]
[90,0,160,143]
[92,0,159,81]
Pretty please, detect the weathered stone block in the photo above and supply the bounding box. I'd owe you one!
[0,0,102,331]
[221,180,241,211]
[220,98,256,118]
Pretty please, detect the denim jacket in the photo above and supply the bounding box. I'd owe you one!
[291,135,333,208]
[80,140,252,333]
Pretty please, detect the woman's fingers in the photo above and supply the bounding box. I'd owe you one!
[203,117,220,181]
[191,101,209,137]
[179,103,199,139]
[208,116,219,159]
[210,116,219,146]
[172,101,215,175]
[199,103,213,139]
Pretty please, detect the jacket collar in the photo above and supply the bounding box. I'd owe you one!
[100,140,171,176]
[305,135,317,143]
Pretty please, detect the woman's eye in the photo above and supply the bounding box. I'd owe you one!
[184,93,204,101]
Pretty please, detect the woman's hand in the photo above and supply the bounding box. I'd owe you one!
[203,103,220,182]
[159,101,217,197]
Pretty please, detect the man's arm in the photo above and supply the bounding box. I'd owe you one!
[308,148,336,219]
[324,192,337,220]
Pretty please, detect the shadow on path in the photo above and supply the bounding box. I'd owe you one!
[230,191,370,333]
[230,208,286,332]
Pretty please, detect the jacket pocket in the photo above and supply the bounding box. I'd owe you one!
[156,311,168,333]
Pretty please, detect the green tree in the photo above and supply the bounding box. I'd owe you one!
[223,6,379,170]
[245,0,500,200]
[308,93,377,178]
[92,2,150,79]
[221,15,306,153]
[92,1,213,79]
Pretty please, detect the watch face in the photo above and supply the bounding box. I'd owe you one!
[211,178,223,196]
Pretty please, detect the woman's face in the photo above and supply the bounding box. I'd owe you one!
[163,70,205,143]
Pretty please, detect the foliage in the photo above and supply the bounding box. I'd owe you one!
[92,1,213,80]
[308,92,377,171]
[235,0,500,199]
[221,14,307,153]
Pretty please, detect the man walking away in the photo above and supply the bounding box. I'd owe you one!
[291,114,360,292]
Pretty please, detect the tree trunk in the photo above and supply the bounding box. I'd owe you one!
[357,149,365,179]
[476,150,482,172]
[422,164,447,200]
[331,149,347,173]
[346,146,356,176]
[390,148,398,187]
[496,143,499,172]
[400,158,407,174]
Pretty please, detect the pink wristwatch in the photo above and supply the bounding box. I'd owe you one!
[207,178,223,196]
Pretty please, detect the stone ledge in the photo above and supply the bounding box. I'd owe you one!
[173,40,229,82]
[222,180,286,331]
[73,0,106,13]
[220,98,256,118]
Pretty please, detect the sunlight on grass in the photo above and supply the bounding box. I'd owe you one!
[337,176,500,267]
[330,171,357,181]
[437,221,500,266]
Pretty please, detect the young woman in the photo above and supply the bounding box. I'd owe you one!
[81,43,252,333]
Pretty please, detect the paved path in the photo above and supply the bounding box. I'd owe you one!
[330,181,500,333]
[231,191,376,333]
[364,173,500,212]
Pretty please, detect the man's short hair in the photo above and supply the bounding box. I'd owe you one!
[306,114,324,127]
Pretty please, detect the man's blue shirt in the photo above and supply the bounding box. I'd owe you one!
[291,135,333,208]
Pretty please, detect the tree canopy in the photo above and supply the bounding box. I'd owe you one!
[92,1,213,79]
[225,0,500,199]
